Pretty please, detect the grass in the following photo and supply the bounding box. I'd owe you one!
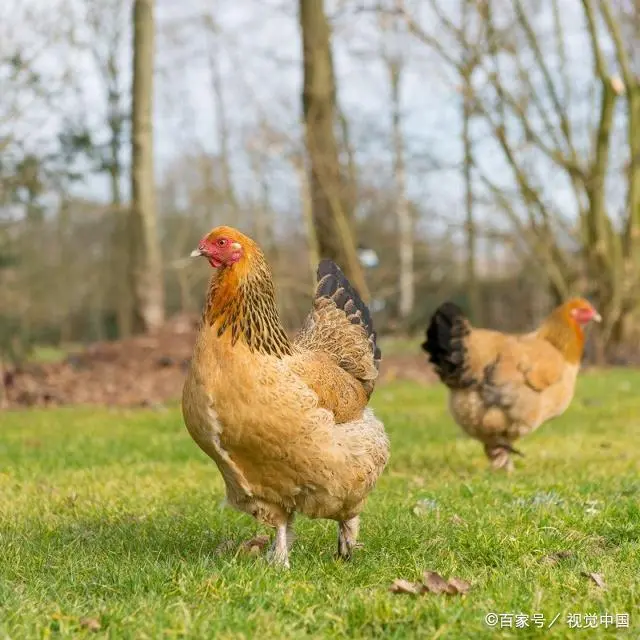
[1,370,639,639]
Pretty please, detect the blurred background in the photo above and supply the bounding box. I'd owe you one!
[1,0,639,406]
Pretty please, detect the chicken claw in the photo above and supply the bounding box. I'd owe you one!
[485,443,520,473]
[267,523,291,569]
[337,515,360,561]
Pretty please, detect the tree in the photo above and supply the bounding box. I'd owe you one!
[460,0,480,324]
[130,0,164,332]
[379,11,415,324]
[298,0,369,298]
[85,0,132,337]
[397,0,640,357]
[203,11,240,226]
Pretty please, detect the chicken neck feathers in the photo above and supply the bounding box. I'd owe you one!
[203,247,293,358]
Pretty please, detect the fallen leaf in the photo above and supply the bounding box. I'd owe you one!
[240,535,270,555]
[450,514,466,526]
[391,573,471,597]
[79,617,101,632]
[447,577,471,594]
[581,572,606,589]
[389,579,421,594]
[423,571,455,594]
[542,551,574,565]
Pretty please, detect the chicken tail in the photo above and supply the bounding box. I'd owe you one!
[316,259,381,368]
[421,302,472,388]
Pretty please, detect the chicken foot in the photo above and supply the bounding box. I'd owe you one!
[267,514,295,569]
[484,442,524,473]
[337,515,360,561]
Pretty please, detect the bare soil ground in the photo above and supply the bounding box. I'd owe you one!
[1,316,435,409]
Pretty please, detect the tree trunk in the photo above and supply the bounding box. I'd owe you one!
[389,57,414,323]
[249,146,272,250]
[206,19,240,225]
[294,157,319,293]
[298,0,369,299]
[462,0,480,324]
[130,0,164,333]
[462,78,480,323]
[107,59,132,338]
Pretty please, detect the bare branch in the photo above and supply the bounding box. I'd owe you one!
[512,0,576,153]
[599,0,635,91]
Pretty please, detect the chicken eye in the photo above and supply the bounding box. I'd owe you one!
[216,238,227,247]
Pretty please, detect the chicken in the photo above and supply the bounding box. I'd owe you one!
[422,298,601,471]
[182,226,389,568]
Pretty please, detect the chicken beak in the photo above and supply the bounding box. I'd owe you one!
[190,248,203,258]
[592,312,602,323]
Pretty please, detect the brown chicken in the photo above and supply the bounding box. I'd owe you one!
[182,226,389,568]
[422,298,601,471]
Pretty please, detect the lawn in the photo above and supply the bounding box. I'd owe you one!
[0,370,638,639]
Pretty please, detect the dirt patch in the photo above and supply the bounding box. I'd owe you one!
[1,316,435,410]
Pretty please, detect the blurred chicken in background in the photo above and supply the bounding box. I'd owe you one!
[422,298,600,471]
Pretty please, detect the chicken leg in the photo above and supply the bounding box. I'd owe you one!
[337,515,360,560]
[484,441,524,473]
[267,514,295,569]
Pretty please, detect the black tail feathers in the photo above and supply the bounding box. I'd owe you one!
[316,259,381,364]
[421,302,471,387]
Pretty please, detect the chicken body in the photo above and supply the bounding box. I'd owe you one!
[182,227,389,567]
[422,299,599,471]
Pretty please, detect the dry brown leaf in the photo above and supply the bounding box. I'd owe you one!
[447,577,471,594]
[423,571,471,595]
[389,579,422,595]
[542,551,574,565]
[240,535,270,555]
[391,573,471,596]
[581,571,606,589]
[423,571,454,594]
[79,617,101,632]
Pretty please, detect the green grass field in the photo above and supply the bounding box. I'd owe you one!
[1,370,639,638]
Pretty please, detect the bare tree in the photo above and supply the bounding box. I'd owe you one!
[298,0,369,298]
[397,0,640,355]
[130,0,164,332]
[379,11,414,324]
[85,0,132,337]
[203,11,241,226]
[460,0,480,323]
[392,0,485,321]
